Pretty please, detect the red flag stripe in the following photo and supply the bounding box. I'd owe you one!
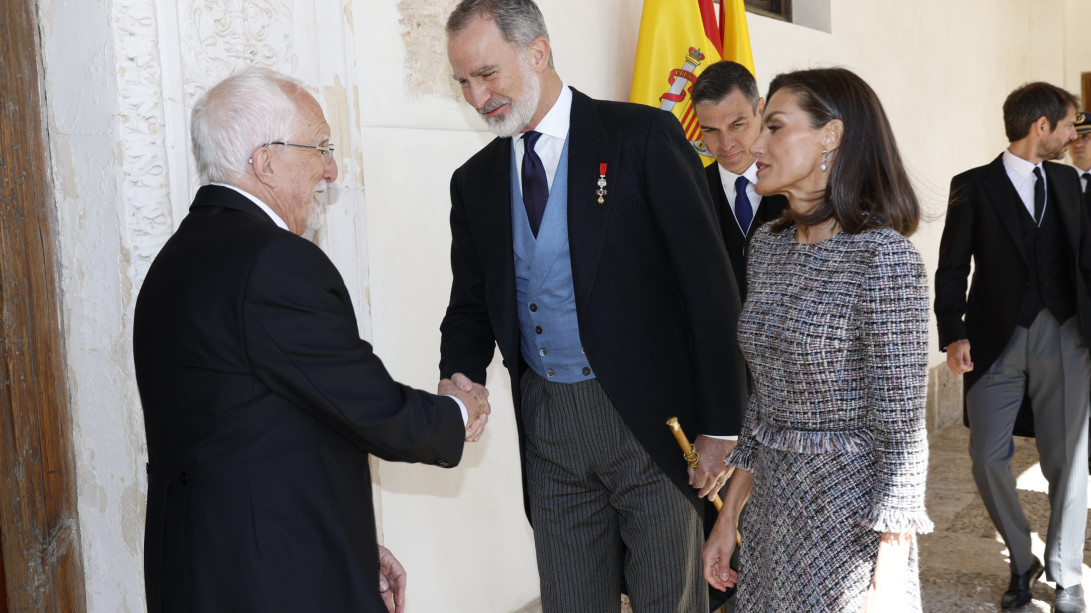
[699,0,723,58]
[682,104,698,133]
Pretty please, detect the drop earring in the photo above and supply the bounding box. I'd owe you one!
[820,149,828,172]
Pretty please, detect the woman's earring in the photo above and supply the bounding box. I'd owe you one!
[820,149,828,172]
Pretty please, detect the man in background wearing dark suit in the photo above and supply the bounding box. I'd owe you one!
[440,0,747,609]
[935,82,1090,613]
[692,61,788,302]
[134,67,489,613]
[1069,111,1091,209]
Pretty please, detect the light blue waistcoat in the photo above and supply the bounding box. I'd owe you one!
[510,135,594,383]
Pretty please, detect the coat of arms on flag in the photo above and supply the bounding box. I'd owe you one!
[630,0,755,163]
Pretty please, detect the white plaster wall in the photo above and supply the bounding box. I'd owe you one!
[32,0,1091,611]
[38,0,145,609]
[1062,0,1091,103]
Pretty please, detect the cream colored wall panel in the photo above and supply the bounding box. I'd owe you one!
[355,0,644,132]
[364,122,538,606]
[363,125,537,613]
[1063,0,1091,102]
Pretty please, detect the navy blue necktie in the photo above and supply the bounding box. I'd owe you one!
[522,131,548,237]
[1082,172,1090,195]
[1032,166,1044,224]
[734,175,753,235]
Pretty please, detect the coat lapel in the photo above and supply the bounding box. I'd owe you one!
[982,155,1029,264]
[465,139,520,355]
[566,89,620,315]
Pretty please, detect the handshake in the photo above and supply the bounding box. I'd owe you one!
[438,372,491,442]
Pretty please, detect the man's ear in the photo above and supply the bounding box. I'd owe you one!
[823,119,844,152]
[755,97,766,118]
[1034,115,1050,137]
[527,36,551,72]
[251,147,278,188]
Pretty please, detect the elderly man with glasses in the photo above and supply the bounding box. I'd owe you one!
[133,66,490,613]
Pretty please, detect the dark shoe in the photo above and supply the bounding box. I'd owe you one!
[1054,585,1086,613]
[1001,557,1044,609]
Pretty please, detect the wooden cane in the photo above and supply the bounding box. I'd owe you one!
[666,417,741,548]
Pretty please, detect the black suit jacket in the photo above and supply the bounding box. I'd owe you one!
[134,186,465,613]
[704,162,789,301]
[935,156,1091,435]
[439,88,748,513]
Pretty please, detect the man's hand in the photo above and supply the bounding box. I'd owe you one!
[689,435,736,501]
[378,545,406,613]
[439,372,491,442]
[945,339,973,375]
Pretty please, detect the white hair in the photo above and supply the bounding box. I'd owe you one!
[190,66,303,183]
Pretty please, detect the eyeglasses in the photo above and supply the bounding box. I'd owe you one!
[261,141,336,163]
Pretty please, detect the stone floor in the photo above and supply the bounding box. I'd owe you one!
[918,423,1090,612]
[522,422,1091,612]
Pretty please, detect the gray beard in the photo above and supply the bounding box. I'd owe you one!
[481,65,541,138]
[302,183,328,242]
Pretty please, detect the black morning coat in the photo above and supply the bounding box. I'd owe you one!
[935,156,1091,437]
[135,185,466,612]
[439,88,749,516]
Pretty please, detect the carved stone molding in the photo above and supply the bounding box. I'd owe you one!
[181,0,298,106]
[396,0,462,100]
[112,0,175,287]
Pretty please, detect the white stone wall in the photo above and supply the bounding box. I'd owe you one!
[34,0,1091,611]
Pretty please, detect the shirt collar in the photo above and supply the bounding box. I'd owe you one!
[1002,149,1041,180]
[530,83,572,140]
[717,159,760,188]
[211,182,290,231]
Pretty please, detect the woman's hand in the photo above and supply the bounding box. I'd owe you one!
[859,532,912,613]
[702,513,739,591]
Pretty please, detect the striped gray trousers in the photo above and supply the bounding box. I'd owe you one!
[521,370,706,612]
[967,310,1091,588]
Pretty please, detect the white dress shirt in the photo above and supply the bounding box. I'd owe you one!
[1002,149,1047,222]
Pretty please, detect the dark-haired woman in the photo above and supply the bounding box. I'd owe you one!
[701,67,933,612]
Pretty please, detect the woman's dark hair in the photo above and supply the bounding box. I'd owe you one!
[766,68,920,237]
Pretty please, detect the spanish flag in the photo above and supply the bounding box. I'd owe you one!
[629,0,754,162]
